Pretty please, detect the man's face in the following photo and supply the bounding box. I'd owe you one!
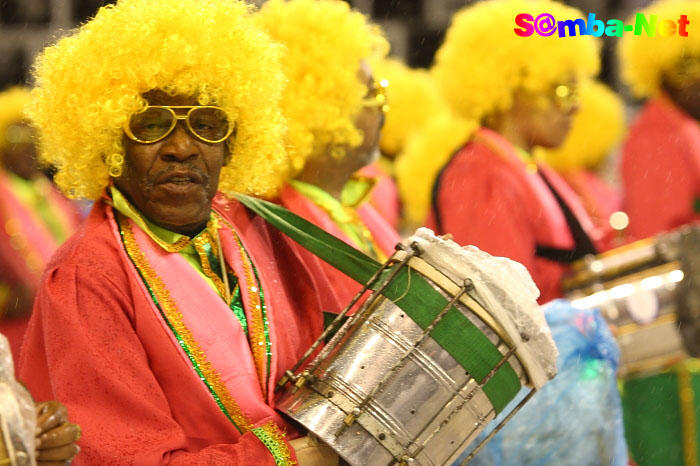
[115,91,228,235]
[518,82,579,149]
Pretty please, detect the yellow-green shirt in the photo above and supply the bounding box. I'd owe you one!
[110,187,223,297]
[289,179,380,259]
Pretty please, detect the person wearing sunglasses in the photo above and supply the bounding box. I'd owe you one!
[619,0,700,241]
[257,0,400,311]
[535,79,627,250]
[0,87,81,365]
[18,0,342,464]
[427,0,603,304]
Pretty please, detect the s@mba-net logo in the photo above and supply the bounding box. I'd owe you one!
[514,12,690,38]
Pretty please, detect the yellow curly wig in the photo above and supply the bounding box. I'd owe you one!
[618,0,700,98]
[256,0,389,175]
[395,112,477,226]
[372,58,445,156]
[432,0,600,122]
[0,87,31,151]
[536,80,626,171]
[28,0,288,200]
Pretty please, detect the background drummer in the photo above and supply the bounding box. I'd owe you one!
[618,0,700,241]
[427,0,604,304]
[257,0,401,311]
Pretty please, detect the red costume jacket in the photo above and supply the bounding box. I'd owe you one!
[0,171,80,361]
[279,184,400,311]
[621,96,700,240]
[428,128,602,304]
[19,198,326,465]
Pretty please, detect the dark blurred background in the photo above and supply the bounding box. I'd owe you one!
[0,0,654,92]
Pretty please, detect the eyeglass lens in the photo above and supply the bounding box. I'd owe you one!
[129,107,230,142]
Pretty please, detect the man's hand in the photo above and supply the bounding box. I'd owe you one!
[35,401,81,465]
[289,435,338,466]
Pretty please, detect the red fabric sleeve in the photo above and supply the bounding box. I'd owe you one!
[434,147,537,271]
[18,263,290,466]
[622,110,700,240]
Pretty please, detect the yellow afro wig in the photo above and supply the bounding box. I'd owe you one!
[0,87,31,151]
[432,0,600,122]
[257,0,389,175]
[536,80,626,171]
[395,112,477,226]
[618,0,700,98]
[28,0,288,200]
[372,58,445,157]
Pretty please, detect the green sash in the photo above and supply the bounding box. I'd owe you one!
[236,194,522,413]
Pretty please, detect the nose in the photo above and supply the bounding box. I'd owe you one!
[159,121,198,162]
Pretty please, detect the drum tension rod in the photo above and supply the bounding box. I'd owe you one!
[459,389,536,465]
[276,242,418,393]
[402,316,521,463]
[339,275,474,444]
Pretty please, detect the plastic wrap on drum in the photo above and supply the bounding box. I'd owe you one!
[0,334,36,465]
[459,300,627,466]
[408,228,558,387]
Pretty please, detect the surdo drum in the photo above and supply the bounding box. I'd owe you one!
[276,229,557,466]
[563,224,700,376]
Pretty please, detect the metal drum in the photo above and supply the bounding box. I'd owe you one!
[276,232,554,466]
[563,224,700,376]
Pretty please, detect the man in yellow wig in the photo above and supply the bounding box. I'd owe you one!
[367,58,446,230]
[619,0,700,241]
[0,87,81,362]
[257,0,400,309]
[428,0,602,303]
[536,79,626,249]
[19,0,338,464]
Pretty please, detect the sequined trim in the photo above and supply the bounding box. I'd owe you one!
[117,213,254,434]
[229,223,268,395]
[252,421,296,466]
[213,212,272,394]
[193,232,229,301]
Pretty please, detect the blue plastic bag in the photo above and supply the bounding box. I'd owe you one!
[457,299,627,466]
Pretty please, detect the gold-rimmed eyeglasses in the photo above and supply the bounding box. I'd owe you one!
[553,83,580,112]
[124,105,234,144]
[362,79,389,114]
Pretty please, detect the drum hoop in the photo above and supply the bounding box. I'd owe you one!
[403,255,550,389]
[568,237,656,274]
[565,260,680,293]
[405,257,510,345]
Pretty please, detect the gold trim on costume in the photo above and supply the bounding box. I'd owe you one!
[118,214,256,432]
[216,211,268,395]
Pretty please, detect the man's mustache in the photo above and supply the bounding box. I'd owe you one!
[145,163,210,190]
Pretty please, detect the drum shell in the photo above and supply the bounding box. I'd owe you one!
[277,272,528,466]
[563,225,700,376]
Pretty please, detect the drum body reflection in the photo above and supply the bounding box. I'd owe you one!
[563,225,700,376]
[276,230,557,466]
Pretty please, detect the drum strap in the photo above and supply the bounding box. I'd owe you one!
[235,194,522,413]
[534,170,598,263]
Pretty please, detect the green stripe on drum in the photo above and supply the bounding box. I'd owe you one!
[380,266,521,413]
[235,194,522,414]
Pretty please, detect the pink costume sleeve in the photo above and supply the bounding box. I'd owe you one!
[431,144,536,272]
[19,262,294,466]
